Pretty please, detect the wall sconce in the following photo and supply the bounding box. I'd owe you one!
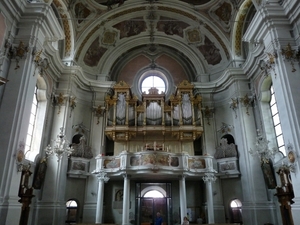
[45,127,74,162]
[203,106,214,125]
[229,98,238,118]
[249,130,278,163]
[33,49,50,76]
[69,96,77,117]
[239,94,254,115]
[94,105,105,124]
[54,93,66,114]
[6,41,29,70]
[260,52,277,77]
[281,43,300,72]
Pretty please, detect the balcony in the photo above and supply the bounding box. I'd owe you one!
[92,150,216,179]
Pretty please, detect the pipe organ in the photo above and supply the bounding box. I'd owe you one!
[105,80,203,145]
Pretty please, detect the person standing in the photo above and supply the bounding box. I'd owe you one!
[182,216,189,225]
[155,212,163,225]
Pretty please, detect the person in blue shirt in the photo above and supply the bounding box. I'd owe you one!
[155,212,163,225]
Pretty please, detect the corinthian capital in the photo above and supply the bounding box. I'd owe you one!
[202,173,217,183]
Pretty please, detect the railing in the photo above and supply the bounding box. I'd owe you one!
[93,151,216,177]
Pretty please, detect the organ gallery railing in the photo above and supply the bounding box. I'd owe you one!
[105,80,203,141]
[93,151,216,177]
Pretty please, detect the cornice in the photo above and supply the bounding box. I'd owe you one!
[193,67,248,94]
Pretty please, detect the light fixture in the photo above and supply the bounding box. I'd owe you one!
[239,94,254,115]
[249,130,278,163]
[203,106,214,125]
[229,98,238,118]
[33,49,50,76]
[6,41,29,70]
[45,127,74,162]
[281,43,300,72]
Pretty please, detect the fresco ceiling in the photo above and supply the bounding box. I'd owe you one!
[55,0,252,81]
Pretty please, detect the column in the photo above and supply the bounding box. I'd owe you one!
[203,173,216,224]
[179,176,187,222]
[95,172,109,224]
[122,174,130,225]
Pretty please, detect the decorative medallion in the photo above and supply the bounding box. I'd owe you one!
[186,28,202,44]
[102,30,117,45]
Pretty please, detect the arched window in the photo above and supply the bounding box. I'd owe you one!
[25,76,48,162]
[144,190,164,198]
[25,86,38,157]
[66,199,78,223]
[269,85,286,155]
[230,199,242,223]
[260,77,285,158]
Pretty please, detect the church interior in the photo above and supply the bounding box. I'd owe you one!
[0,0,299,225]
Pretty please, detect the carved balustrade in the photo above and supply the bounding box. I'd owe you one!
[92,151,216,178]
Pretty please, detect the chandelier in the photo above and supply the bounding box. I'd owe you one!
[45,127,74,162]
[249,130,278,163]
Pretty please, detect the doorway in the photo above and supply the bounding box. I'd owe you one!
[136,183,172,225]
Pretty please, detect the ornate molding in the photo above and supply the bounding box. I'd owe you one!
[202,173,217,183]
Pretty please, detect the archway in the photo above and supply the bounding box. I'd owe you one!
[230,199,243,224]
[136,183,171,225]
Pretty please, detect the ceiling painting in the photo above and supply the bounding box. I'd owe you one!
[197,36,222,66]
[113,17,147,39]
[157,17,189,37]
[75,3,91,24]
[83,38,108,67]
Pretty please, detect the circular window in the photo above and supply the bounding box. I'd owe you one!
[140,70,167,94]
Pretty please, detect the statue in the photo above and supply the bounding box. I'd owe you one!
[71,136,93,159]
[214,138,237,159]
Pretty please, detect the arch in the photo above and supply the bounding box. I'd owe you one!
[229,198,243,223]
[221,134,235,145]
[25,75,48,162]
[52,0,75,59]
[66,199,79,223]
[258,76,276,147]
[144,190,164,198]
[231,0,253,58]
[110,45,195,83]
[141,186,167,198]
